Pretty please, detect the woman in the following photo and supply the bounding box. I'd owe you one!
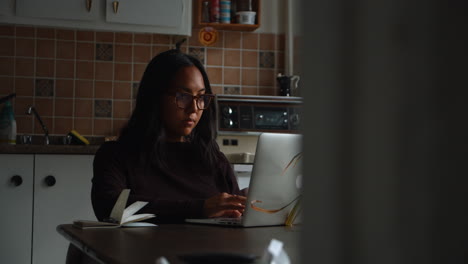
[91,49,246,224]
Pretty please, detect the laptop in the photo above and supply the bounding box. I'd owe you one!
[186,132,303,227]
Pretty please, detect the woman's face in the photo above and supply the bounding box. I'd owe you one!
[161,65,207,142]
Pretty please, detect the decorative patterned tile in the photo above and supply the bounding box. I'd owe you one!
[96,43,113,61]
[94,99,112,118]
[224,86,240,95]
[132,82,139,99]
[35,79,54,97]
[259,51,275,68]
[189,47,205,64]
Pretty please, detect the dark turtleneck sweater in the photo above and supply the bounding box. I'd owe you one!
[91,141,241,224]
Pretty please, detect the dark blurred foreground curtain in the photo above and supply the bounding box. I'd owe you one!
[301,0,467,263]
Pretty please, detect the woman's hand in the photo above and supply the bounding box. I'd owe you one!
[203,192,246,218]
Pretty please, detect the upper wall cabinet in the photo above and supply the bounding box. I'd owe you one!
[0,0,192,36]
[106,0,183,27]
[16,0,99,21]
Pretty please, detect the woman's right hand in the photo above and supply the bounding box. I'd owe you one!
[203,192,246,218]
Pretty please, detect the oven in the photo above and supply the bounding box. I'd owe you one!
[215,95,302,134]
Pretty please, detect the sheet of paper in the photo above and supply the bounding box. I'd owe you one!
[122,201,149,222]
[110,189,130,223]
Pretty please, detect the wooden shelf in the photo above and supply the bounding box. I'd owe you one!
[194,0,261,32]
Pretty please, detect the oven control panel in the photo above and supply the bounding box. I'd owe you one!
[216,95,302,133]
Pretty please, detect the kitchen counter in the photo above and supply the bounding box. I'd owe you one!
[1,144,253,157]
[0,144,101,154]
[2,145,257,157]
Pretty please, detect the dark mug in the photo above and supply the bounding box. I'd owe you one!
[277,74,300,96]
[277,75,291,96]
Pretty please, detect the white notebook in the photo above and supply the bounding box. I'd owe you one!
[74,189,156,229]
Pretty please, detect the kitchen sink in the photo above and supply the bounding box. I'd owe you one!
[18,135,65,145]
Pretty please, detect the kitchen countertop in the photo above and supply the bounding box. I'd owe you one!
[0,145,256,162]
[0,135,106,154]
[0,144,101,155]
[1,142,255,159]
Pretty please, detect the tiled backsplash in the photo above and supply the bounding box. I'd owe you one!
[0,24,285,137]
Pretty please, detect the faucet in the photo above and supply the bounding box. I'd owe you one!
[26,106,49,145]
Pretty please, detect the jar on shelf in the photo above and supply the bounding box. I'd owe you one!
[202,1,210,22]
[220,0,231,24]
[210,0,220,23]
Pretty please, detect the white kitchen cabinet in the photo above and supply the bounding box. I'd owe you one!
[33,154,95,264]
[0,154,34,264]
[0,0,192,35]
[0,154,95,264]
[106,0,183,27]
[16,0,99,21]
[102,0,191,35]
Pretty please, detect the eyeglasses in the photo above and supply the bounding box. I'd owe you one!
[172,92,214,110]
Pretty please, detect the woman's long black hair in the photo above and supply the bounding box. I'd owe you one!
[118,48,220,171]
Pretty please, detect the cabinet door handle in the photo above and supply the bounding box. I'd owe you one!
[44,175,56,187]
[112,1,119,14]
[86,0,92,12]
[10,175,23,187]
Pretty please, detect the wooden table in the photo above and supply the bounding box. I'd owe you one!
[57,224,300,264]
